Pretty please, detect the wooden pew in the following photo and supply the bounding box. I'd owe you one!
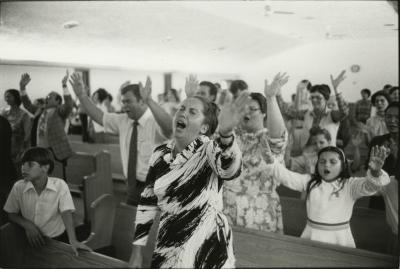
[232,226,398,267]
[280,196,393,254]
[82,151,114,223]
[84,195,159,266]
[0,222,127,268]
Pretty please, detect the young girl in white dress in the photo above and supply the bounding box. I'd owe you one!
[265,145,390,248]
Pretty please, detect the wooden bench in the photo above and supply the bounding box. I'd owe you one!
[280,196,393,254]
[232,226,398,267]
[83,194,159,266]
[0,222,127,268]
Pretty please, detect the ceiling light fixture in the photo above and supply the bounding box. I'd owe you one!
[63,21,79,29]
[273,11,295,15]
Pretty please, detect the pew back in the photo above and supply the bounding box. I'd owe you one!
[0,223,127,268]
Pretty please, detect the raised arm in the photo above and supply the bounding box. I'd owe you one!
[139,76,173,138]
[58,71,74,119]
[19,73,38,114]
[276,91,307,121]
[69,72,104,125]
[208,92,250,180]
[349,145,390,199]
[329,70,349,122]
[264,72,289,138]
[267,160,311,192]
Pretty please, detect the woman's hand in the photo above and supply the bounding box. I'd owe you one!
[20,73,31,90]
[139,76,152,104]
[218,91,250,135]
[330,70,346,94]
[62,70,69,87]
[69,73,86,97]
[368,145,390,176]
[264,72,289,98]
[184,74,198,98]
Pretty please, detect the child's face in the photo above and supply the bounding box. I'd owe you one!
[313,134,330,152]
[21,161,47,181]
[317,151,342,182]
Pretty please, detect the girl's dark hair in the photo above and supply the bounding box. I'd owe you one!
[5,89,22,107]
[21,147,55,174]
[250,92,267,114]
[93,88,109,103]
[305,146,350,200]
[192,96,220,137]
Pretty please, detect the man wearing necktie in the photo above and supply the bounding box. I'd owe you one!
[70,74,172,206]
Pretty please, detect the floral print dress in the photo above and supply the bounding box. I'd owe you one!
[223,128,287,233]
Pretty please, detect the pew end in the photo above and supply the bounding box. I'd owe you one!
[83,194,117,251]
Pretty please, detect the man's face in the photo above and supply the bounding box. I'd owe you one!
[45,92,60,108]
[196,85,214,102]
[120,91,143,120]
[361,92,369,100]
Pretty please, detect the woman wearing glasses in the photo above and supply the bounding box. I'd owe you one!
[222,73,289,233]
[276,70,349,151]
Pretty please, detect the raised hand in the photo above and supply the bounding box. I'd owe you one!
[62,70,69,86]
[139,76,152,104]
[264,72,289,98]
[20,73,31,90]
[69,72,85,97]
[218,91,250,135]
[185,74,198,98]
[368,145,390,173]
[330,70,346,94]
[70,240,92,256]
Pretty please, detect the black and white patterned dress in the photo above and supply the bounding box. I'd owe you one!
[133,135,242,268]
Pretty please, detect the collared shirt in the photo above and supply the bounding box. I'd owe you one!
[3,177,75,238]
[355,99,372,122]
[303,108,340,146]
[103,109,166,180]
[366,115,388,142]
[92,103,108,132]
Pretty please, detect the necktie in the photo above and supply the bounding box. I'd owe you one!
[127,120,139,204]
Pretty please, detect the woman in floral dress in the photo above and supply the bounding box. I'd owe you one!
[223,73,289,233]
[2,89,31,163]
[129,88,250,268]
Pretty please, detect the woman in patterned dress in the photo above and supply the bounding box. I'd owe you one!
[2,89,31,163]
[223,73,289,233]
[128,91,250,268]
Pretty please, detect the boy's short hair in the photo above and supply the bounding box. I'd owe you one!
[361,88,371,97]
[21,147,55,174]
[309,126,332,141]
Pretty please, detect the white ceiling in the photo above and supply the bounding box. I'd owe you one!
[0,1,398,73]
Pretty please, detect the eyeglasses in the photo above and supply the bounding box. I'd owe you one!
[248,107,261,113]
[310,96,323,101]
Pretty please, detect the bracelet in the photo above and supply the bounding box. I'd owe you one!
[62,84,67,88]
[219,131,234,139]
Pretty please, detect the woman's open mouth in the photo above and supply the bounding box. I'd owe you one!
[176,119,186,130]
